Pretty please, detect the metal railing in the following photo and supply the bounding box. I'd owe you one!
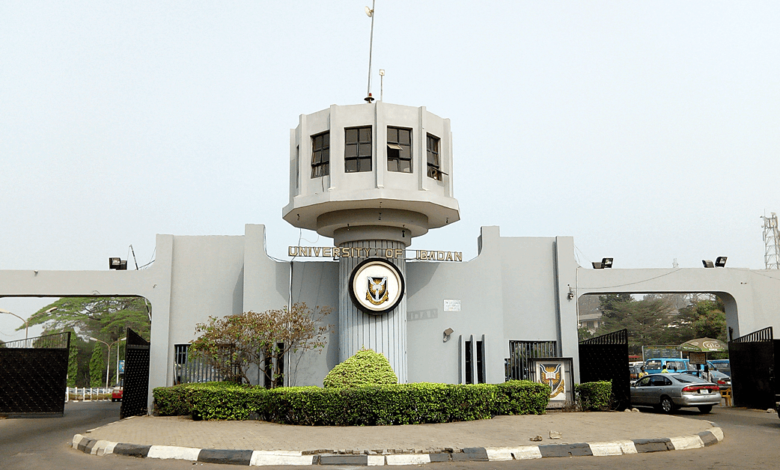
[731,326,773,343]
[507,340,557,381]
[1,332,70,349]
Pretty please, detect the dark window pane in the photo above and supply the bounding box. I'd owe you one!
[427,150,436,165]
[359,157,372,172]
[399,160,411,173]
[345,144,358,158]
[322,163,329,175]
[313,150,321,165]
[313,135,322,151]
[359,127,371,142]
[388,159,398,172]
[399,129,410,145]
[400,146,411,161]
[345,159,358,172]
[322,148,329,163]
[323,133,329,147]
[359,143,372,157]
[346,129,358,143]
[387,127,397,142]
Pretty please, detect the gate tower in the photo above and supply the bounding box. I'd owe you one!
[283,102,460,382]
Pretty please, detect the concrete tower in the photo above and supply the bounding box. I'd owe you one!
[283,102,460,382]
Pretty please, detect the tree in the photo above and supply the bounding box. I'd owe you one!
[190,303,332,387]
[90,343,105,387]
[67,335,78,387]
[672,298,727,341]
[23,297,150,387]
[595,295,676,355]
[578,327,594,342]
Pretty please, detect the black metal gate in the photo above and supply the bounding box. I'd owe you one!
[507,340,557,381]
[729,327,780,410]
[120,328,150,418]
[0,332,70,417]
[579,329,630,410]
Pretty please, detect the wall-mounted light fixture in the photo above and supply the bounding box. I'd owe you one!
[443,328,454,342]
[109,258,128,270]
[703,257,727,268]
[592,258,613,269]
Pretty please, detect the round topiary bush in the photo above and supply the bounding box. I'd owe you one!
[323,348,398,388]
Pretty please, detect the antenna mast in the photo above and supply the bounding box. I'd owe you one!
[364,1,376,103]
[761,212,780,269]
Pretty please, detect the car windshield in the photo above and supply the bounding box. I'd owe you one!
[646,360,662,369]
[671,374,707,384]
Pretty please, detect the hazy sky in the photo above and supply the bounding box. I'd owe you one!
[2,1,779,341]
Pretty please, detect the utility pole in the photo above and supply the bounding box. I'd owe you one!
[761,213,780,269]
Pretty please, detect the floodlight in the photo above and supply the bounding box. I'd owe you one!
[601,258,613,268]
[715,256,727,267]
[702,260,715,268]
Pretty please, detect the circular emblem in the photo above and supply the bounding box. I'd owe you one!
[348,258,405,315]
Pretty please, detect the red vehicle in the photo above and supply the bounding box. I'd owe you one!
[111,386,123,402]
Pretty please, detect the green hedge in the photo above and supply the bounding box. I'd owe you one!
[575,381,612,411]
[153,381,249,417]
[154,380,551,425]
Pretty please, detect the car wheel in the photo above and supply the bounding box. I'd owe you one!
[698,405,712,414]
[659,396,677,414]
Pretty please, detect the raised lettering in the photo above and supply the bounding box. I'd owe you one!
[384,249,393,258]
[288,246,298,257]
[395,249,403,259]
[313,247,321,257]
[437,251,445,261]
[455,252,462,262]
[324,247,332,257]
[446,252,453,261]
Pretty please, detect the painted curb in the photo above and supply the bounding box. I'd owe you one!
[71,426,724,466]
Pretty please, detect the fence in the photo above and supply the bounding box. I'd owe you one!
[507,341,557,381]
[579,329,630,410]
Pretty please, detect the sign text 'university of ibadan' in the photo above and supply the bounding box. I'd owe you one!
[288,246,462,262]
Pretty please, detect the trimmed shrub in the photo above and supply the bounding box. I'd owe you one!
[576,381,612,411]
[153,381,246,417]
[154,380,551,425]
[323,349,398,388]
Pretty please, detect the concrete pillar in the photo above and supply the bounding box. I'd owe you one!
[338,239,407,383]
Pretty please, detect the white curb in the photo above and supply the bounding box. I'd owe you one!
[386,454,431,466]
[147,445,202,461]
[367,455,386,466]
[670,435,704,450]
[249,452,314,466]
[511,446,544,460]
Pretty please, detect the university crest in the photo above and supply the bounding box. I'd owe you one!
[366,276,389,305]
[539,363,565,398]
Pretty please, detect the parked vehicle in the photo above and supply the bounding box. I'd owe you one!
[643,358,695,374]
[629,364,642,381]
[708,359,731,376]
[682,369,732,390]
[111,385,123,402]
[630,373,721,414]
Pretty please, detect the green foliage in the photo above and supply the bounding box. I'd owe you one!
[323,349,398,388]
[577,327,594,342]
[153,380,551,425]
[597,295,675,355]
[25,297,150,387]
[190,303,331,387]
[576,381,612,411]
[89,343,105,387]
[67,336,78,387]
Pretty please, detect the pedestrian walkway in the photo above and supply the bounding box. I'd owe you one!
[72,410,724,466]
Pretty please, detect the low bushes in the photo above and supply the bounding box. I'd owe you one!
[153,380,551,425]
[575,381,612,411]
[323,349,398,388]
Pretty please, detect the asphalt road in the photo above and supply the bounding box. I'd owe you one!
[1,404,778,469]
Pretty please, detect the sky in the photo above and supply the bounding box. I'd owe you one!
[2,1,779,342]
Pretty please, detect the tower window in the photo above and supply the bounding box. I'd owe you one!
[311,132,329,178]
[345,126,372,173]
[387,127,412,173]
[427,134,442,180]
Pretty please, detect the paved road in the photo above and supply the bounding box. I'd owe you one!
[2,404,778,469]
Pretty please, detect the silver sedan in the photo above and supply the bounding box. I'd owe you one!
[630,373,721,414]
